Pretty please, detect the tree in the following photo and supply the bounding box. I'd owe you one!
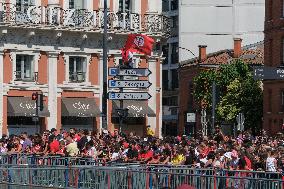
[193,60,263,133]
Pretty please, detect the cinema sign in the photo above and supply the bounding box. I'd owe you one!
[2,4,167,32]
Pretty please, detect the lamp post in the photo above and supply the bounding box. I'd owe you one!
[102,0,108,130]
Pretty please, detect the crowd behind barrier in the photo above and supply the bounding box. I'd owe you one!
[0,127,283,188]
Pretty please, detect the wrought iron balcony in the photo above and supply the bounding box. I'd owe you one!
[14,71,35,82]
[0,3,170,36]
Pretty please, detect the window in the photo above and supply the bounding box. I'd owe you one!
[162,70,168,90]
[119,0,131,13]
[162,0,169,12]
[171,69,179,89]
[69,57,87,82]
[69,0,75,9]
[69,0,83,9]
[16,0,34,12]
[170,0,178,11]
[15,55,34,81]
[188,82,193,111]
[171,42,179,64]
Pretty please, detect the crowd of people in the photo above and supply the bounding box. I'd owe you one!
[0,127,283,174]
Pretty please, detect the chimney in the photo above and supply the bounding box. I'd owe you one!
[198,45,207,62]
[233,38,242,58]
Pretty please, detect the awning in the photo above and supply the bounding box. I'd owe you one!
[112,100,156,117]
[8,97,50,117]
[61,98,101,117]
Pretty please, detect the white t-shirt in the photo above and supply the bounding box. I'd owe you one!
[266,157,276,172]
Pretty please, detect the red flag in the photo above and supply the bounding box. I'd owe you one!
[123,34,155,56]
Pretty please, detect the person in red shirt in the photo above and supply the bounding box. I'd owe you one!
[49,135,60,154]
[139,144,153,163]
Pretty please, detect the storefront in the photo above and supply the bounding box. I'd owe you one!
[7,97,50,135]
[61,98,101,131]
[112,100,155,136]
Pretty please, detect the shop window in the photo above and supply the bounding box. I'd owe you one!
[69,57,87,82]
[119,0,131,13]
[15,55,35,81]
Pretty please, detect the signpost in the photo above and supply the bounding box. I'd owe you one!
[108,67,152,132]
[253,66,284,80]
[109,68,152,77]
[108,80,152,88]
[109,92,152,100]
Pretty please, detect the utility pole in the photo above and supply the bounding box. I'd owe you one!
[212,81,216,135]
[102,0,108,130]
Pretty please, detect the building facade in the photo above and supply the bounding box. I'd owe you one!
[179,0,265,62]
[161,0,179,136]
[0,0,168,137]
[263,0,284,134]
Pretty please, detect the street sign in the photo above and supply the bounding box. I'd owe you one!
[108,80,152,88]
[186,113,196,123]
[253,66,284,80]
[109,68,152,77]
[108,92,152,100]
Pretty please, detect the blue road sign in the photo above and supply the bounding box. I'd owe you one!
[108,68,152,77]
[108,92,152,100]
[108,80,152,88]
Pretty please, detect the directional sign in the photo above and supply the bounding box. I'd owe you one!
[253,66,284,80]
[109,68,152,77]
[108,92,152,100]
[108,80,152,88]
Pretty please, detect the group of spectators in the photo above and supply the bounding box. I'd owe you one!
[0,127,284,174]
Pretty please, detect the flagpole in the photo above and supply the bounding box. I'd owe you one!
[102,0,108,130]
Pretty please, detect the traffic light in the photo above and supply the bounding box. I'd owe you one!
[32,92,38,101]
[39,93,44,111]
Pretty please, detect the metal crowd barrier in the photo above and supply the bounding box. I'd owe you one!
[0,165,283,189]
[0,154,107,166]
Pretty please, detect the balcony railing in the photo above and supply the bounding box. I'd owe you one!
[69,72,86,83]
[0,3,170,35]
[14,71,35,82]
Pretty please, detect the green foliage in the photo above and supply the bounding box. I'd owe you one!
[193,60,263,132]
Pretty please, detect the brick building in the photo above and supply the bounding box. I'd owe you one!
[263,0,284,134]
[178,39,264,136]
[0,0,168,137]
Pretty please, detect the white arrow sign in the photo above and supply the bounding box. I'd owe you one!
[108,80,152,88]
[109,92,152,100]
[109,68,152,77]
